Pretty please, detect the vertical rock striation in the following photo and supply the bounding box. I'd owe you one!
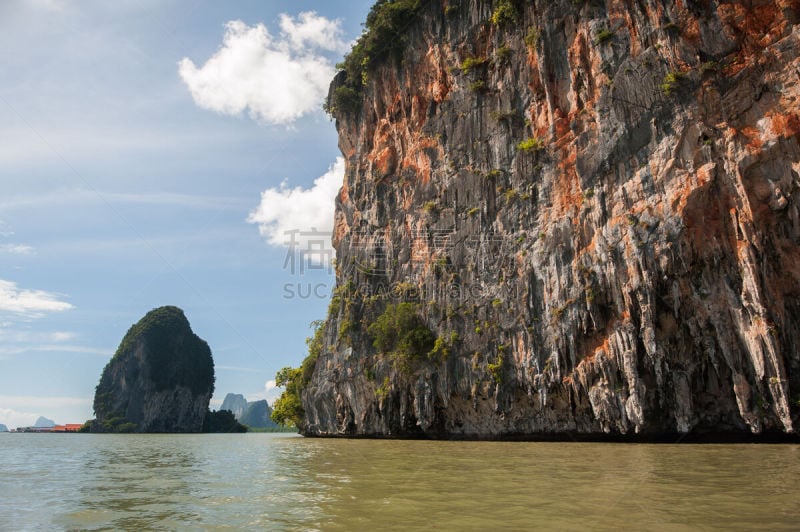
[302,0,800,439]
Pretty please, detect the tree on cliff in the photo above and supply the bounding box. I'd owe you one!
[90,306,216,433]
[271,320,325,427]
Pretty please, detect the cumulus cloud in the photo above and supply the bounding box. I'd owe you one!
[264,379,282,406]
[178,13,345,125]
[279,12,349,52]
[0,279,74,317]
[248,157,344,252]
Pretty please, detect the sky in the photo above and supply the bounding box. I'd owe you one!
[0,0,374,428]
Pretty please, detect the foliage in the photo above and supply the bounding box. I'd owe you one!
[422,201,439,214]
[95,413,137,433]
[488,356,504,383]
[460,56,488,74]
[595,29,614,45]
[700,61,718,74]
[301,319,325,385]
[271,367,304,427]
[110,306,215,397]
[375,376,392,400]
[495,44,512,64]
[491,0,519,26]
[469,80,487,92]
[517,137,544,151]
[429,331,459,361]
[324,86,361,116]
[524,27,539,48]
[367,303,435,361]
[271,320,327,427]
[326,0,425,116]
[660,71,685,96]
[203,409,247,433]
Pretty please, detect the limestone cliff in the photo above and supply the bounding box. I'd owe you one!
[220,393,248,419]
[301,0,800,440]
[91,306,215,433]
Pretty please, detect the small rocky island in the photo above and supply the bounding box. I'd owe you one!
[89,306,215,433]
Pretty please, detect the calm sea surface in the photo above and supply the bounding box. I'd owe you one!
[1,433,798,530]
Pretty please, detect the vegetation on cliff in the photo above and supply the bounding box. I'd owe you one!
[91,306,215,433]
[111,306,214,395]
[325,0,425,116]
[271,320,325,426]
[302,0,800,439]
[203,410,247,433]
[367,302,435,367]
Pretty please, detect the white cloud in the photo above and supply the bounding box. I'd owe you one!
[246,379,282,407]
[279,12,349,52]
[0,279,74,317]
[0,328,104,360]
[0,244,34,255]
[0,345,109,358]
[248,157,344,252]
[0,408,38,430]
[178,14,343,125]
[0,329,75,343]
[0,396,93,428]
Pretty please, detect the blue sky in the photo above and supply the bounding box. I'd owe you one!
[0,0,373,428]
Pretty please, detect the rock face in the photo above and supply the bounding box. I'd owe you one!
[302,0,800,439]
[220,393,248,419]
[91,306,215,433]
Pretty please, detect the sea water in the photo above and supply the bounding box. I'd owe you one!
[1,433,798,530]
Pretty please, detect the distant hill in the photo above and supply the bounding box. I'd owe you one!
[240,400,278,429]
[219,393,248,419]
[34,417,55,428]
[218,393,278,429]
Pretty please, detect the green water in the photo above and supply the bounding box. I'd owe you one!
[1,433,798,530]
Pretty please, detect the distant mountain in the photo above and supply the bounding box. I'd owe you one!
[219,393,248,419]
[240,400,278,429]
[218,393,278,429]
[34,417,55,428]
[0,424,8,432]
